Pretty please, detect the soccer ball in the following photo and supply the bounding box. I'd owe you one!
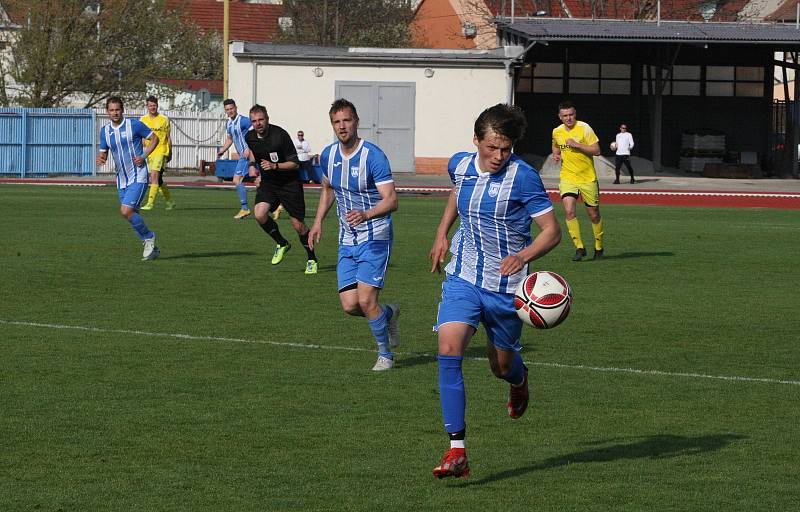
[514,271,573,329]
[610,141,618,151]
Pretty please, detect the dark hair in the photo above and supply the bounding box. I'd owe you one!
[329,98,358,121]
[223,98,236,107]
[249,104,268,117]
[473,104,527,144]
[106,96,123,109]
[558,100,575,111]
[146,95,158,104]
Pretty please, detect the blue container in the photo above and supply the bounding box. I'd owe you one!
[215,159,239,179]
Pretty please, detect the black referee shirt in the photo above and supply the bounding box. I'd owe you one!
[244,124,300,185]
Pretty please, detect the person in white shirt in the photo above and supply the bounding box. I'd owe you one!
[295,130,318,183]
[613,124,636,184]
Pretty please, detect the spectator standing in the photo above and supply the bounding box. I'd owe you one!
[613,123,636,184]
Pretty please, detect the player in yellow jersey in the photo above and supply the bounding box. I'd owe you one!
[140,96,175,211]
[551,101,604,261]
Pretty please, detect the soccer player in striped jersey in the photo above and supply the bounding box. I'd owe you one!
[217,99,253,219]
[308,99,400,372]
[139,96,175,211]
[429,104,561,478]
[96,97,161,261]
[551,100,604,261]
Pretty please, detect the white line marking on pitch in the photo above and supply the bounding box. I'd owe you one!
[2,319,798,387]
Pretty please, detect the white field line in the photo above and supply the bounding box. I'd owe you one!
[3,319,798,387]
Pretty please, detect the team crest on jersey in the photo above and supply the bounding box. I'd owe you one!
[270,152,279,162]
[488,182,501,197]
[351,166,360,177]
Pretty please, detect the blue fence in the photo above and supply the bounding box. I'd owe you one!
[0,108,97,177]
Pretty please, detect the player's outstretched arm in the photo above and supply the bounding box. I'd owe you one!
[430,189,458,273]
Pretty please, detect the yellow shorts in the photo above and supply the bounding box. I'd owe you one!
[559,179,600,207]
[147,153,167,172]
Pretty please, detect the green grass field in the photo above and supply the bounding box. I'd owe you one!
[1,184,799,511]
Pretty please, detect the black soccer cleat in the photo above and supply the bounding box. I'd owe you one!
[593,249,604,260]
[572,248,587,262]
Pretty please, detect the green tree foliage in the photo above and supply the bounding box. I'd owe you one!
[276,0,416,47]
[2,0,221,108]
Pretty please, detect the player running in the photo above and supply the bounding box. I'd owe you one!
[551,100,605,261]
[217,98,252,219]
[429,104,561,478]
[308,99,400,371]
[96,97,161,261]
[245,104,318,273]
[139,96,175,211]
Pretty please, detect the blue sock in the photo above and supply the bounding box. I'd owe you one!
[368,307,391,358]
[438,355,466,434]
[128,213,153,241]
[236,183,248,208]
[503,352,526,386]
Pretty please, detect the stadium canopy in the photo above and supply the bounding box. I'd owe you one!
[491,17,800,176]
[496,18,800,46]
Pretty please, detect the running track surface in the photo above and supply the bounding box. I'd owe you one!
[2,178,800,209]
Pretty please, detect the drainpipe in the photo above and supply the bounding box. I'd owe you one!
[504,40,545,105]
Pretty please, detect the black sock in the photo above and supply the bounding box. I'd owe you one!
[300,232,316,261]
[259,217,289,246]
[448,429,466,441]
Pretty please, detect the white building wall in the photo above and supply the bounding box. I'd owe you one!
[228,54,508,169]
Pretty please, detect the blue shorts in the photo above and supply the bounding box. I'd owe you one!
[118,183,149,209]
[337,240,392,292]
[435,274,523,352]
[234,158,250,177]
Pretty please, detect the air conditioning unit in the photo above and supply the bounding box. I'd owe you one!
[279,17,293,32]
[462,22,477,39]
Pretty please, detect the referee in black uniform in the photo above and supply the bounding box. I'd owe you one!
[245,104,318,273]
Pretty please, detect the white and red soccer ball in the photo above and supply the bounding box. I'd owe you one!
[514,271,573,329]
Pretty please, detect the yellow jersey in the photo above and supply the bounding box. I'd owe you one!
[140,113,171,157]
[552,121,599,184]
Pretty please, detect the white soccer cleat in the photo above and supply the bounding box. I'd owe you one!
[142,236,159,261]
[386,304,401,348]
[371,355,394,371]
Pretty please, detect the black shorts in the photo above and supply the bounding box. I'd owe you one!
[255,180,306,220]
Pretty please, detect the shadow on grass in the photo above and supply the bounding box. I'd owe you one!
[396,353,437,369]
[455,433,747,487]
[600,251,675,260]
[159,251,258,260]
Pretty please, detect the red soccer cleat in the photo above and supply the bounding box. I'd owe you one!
[432,448,470,479]
[507,366,529,419]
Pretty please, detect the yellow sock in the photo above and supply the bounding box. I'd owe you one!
[591,219,604,250]
[146,184,158,205]
[159,185,172,202]
[566,218,584,250]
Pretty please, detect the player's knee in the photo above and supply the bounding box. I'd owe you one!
[342,302,361,316]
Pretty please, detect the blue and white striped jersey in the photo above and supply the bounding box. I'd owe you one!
[98,118,153,189]
[227,114,252,156]
[445,152,553,294]
[320,139,394,245]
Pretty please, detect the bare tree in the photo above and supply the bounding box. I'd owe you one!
[1,0,221,108]
[276,0,416,47]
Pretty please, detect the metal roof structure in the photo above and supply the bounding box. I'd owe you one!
[232,42,522,67]
[497,18,800,45]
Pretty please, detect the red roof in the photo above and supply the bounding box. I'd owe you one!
[156,78,223,94]
[165,0,283,42]
[766,0,800,21]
